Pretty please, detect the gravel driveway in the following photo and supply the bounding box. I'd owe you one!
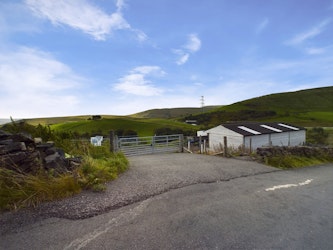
[1,153,278,233]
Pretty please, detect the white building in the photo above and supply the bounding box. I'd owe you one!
[205,122,306,152]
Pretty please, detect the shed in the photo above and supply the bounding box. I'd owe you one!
[205,122,306,152]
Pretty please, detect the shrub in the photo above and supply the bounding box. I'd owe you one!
[307,127,329,145]
[78,152,128,191]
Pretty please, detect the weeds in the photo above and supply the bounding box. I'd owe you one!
[0,142,129,211]
[0,168,81,210]
[79,152,128,191]
[264,155,327,169]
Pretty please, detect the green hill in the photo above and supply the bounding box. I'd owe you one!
[46,116,197,137]
[130,106,221,119]
[184,86,333,127]
[10,86,333,136]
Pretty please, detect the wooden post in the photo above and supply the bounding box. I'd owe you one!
[223,136,228,157]
[180,134,184,153]
[199,135,202,154]
[109,130,116,152]
[249,138,252,153]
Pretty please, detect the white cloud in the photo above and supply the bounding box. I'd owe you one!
[116,0,126,11]
[184,34,201,52]
[131,66,166,75]
[174,51,190,65]
[256,18,269,34]
[0,47,84,118]
[286,18,331,45]
[25,0,146,41]
[113,66,164,96]
[173,33,201,65]
[305,47,326,55]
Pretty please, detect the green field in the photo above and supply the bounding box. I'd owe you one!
[48,117,197,136]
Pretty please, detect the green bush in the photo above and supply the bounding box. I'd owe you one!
[307,127,329,145]
[78,150,128,191]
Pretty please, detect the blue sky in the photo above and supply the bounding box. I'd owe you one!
[1,0,333,118]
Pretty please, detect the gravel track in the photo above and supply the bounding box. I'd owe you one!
[0,153,278,234]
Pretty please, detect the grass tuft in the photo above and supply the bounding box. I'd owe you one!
[0,143,129,211]
[264,155,327,169]
[0,168,81,210]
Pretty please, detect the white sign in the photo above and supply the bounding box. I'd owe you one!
[90,136,103,146]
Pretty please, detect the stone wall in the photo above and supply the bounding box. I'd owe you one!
[0,130,80,175]
[257,146,333,159]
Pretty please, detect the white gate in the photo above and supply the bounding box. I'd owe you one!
[117,134,184,156]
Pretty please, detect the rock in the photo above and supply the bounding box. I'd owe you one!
[0,129,82,175]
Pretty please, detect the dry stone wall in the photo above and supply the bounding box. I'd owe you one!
[0,130,80,175]
[257,146,333,159]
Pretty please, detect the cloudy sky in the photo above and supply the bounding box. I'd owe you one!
[1,0,333,118]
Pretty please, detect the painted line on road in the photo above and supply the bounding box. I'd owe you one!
[63,199,151,250]
[265,179,313,191]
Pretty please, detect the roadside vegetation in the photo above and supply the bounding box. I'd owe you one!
[0,121,128,211]
[258,127,333,169]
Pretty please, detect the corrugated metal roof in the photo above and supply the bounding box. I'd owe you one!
[222,122,305,136]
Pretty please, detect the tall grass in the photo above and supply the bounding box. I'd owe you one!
[0,142,129,211]
[264,155,328,169]
[0,168,81,210]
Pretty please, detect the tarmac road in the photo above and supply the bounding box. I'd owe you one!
[1,154,332,249]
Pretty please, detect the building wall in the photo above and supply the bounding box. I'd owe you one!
[207,125,243,151]
[244,134,270,151]
[208,127,306,153]
[270,132,290,146]
[289,130,306,146]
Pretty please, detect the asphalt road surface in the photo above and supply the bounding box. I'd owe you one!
[1,154,332,250]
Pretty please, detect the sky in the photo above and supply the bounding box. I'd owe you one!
[1,0,333,118]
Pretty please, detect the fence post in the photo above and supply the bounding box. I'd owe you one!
[199,135,202,154]
[249,138,252,153]
[180,134,184,152]
[223,136,228,157]
[110,130,116,152]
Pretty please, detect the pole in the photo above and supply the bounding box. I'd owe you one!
[109,130,115,152]
[223,136,228,157]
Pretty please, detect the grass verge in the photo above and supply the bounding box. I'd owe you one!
[264,155,331,169]
[0,143,129,211]
[0,169,81,210]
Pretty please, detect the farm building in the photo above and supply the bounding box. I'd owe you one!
[205,122,306,152]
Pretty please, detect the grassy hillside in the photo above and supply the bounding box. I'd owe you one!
[185,86,333,127]
[131,106,221,119]
[12,86,333,136]
[49,117,197,137]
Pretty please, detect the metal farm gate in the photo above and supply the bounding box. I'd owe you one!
[116,134,184,156]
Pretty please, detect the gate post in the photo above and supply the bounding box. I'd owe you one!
[109,130,117,152]
[179,134,184,152]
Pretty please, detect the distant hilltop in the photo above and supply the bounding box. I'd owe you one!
[0,119,11,125]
